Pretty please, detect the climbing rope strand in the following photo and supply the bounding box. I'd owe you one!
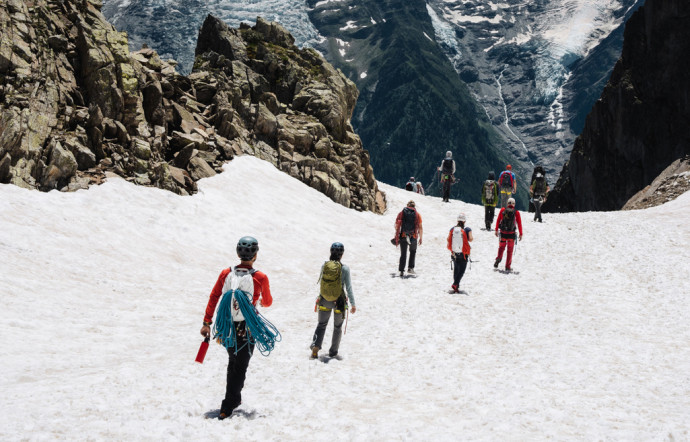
[215,289,281,357]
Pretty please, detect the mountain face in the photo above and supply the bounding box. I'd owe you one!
[544,0,690,212]
[100,0,640,205]
[0,1,384,212]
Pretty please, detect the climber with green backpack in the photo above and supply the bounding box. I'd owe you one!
[310,242,356,359]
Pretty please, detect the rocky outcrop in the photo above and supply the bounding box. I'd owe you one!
[0,2,384,213]
[192,16,383,212]
[544,0,690,212]
[622,155,690,210]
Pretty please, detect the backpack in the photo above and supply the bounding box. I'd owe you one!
[441,158,454,174]
[450,227,471,256]
[401,207,417,235]
[222,267,257,322]
[499,209,516,232]
[533,176,547,195]
[484,180,496,204]
[320,260,343,302]
[500,171,513,189]
[405,182,414,191]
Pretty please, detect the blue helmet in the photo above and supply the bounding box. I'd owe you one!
[330,242,344,258]
[237,236,259,261]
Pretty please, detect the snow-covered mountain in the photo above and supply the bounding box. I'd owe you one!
[102,0,321,71]
[101,0,641,195]
[2,155,689,438]
[425,0,643,176]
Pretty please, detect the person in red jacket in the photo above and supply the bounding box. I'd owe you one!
[494,198,523,271]
[200,236,272,420]
[447,212,473,292]
[394,200,423,277]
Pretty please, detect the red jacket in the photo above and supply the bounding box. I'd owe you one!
[395,208,423,239]
[495,208,523,235]
[203,264,272,324]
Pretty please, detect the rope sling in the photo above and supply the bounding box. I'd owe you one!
[213,288,281,357]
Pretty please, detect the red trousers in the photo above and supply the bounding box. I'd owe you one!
[496,238,515,268]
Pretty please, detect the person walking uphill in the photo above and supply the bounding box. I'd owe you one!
[481,171,498,230]
[494,198,523,271]
[310,242,356,359]
[447,213,473,293]
[498,165,517,208]
[438,151,456,202]
[200,236,273,420]
[395,200,423,277]
[529,166,550,222]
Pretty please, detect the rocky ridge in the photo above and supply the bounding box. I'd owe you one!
[0,0,384,213]
[544,0,690,212]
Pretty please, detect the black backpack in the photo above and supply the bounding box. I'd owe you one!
[401,207,417,235]
[499,209,516,231]
[533,177,547,195]
[405,182,414,191]
[441,158,453,174]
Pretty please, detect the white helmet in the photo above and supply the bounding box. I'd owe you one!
[446,150,452,158]
[457,213,466,222]
[507,197,516,206]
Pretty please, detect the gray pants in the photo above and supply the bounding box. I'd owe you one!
[311,297,345,356]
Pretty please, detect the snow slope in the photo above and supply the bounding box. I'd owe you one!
[1,156,689,440]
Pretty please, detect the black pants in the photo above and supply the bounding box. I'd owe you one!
[484,205,496,230]
[442,179,451,202]
[399,235,418,271]
[222,322,254,414]
[533,196,544,222]
[453,253,468,286]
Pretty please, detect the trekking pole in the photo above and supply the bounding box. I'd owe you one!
[344,307,349,335]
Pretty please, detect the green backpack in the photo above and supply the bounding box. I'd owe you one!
[320,260,343,301]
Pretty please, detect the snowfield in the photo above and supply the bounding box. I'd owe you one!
[1,155,689,440]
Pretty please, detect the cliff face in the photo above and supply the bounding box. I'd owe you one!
[545,0,690,212]
[0,1,384,213]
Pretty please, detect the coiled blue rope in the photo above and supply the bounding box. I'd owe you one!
[213,289,281,357]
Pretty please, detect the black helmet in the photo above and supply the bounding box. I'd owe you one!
[488,171,495,180]
[237,236,259,261]
[330,242,344,258]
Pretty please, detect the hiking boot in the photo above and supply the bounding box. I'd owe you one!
[310,346,319,359]
[219,411,230,420]
[399,271,404,277]
[407,268,415,275]
[328,351,338,357]
[505,266,511,271]
[494,258,501,268]
[451,284,459,293]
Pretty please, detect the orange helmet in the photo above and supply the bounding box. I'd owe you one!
[506,164,512,170]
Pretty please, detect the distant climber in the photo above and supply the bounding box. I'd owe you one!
[498,165,516,208]
[405,177,416,192]
[529,166,550,222]
[447,213,473,293]
[438,151,456,202]
[481,171,498,230]
[494,198,523,271]
[394,200,423,277]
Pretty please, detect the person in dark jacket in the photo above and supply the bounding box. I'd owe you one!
[438,151,456,202]
[394,200,423,277]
